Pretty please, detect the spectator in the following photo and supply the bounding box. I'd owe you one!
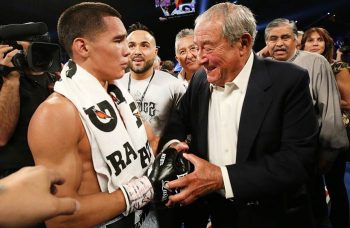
[174,28,201,88]
[264,19,349,228]
[296,30,304,49]
[118,22,185,150]
[301,26,350,228]
[160,59,176,75]
[153,55,162,70]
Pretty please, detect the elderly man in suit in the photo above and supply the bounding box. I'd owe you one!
[159,2,319,228]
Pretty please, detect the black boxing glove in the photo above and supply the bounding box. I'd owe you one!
[120,148,192,215]
[147,147,192,204]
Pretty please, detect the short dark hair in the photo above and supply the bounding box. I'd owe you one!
[127,22,156,41]
[57,2,121,57]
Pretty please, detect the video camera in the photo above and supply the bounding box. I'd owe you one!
[0,22,61,73]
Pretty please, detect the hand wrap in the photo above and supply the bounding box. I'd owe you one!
[120,176,154,216]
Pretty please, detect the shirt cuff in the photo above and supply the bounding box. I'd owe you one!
[220,166,234,199]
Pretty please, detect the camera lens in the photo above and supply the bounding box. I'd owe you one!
[11,51,27,68]
[27,42,61,72]
[31,47,52,71]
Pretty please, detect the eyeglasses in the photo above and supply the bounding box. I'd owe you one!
[267,34,294,43]
[177,45,199,57]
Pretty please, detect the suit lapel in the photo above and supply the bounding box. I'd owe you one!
[236,56,273,163]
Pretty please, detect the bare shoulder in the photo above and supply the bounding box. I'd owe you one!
[30,92,83,136]
[28,92,84,160]
[28,92,90,204]
[337,68,350,80]
[33,92,79,121]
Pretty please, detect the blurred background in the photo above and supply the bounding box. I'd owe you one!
[1,0,349,62]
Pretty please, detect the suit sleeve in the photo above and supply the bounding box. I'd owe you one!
[227,69,318,200]
[158,75,195,151]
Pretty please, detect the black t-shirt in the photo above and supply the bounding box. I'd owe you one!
[0,73,53,172]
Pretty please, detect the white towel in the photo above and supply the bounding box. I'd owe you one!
[54,60,155,226]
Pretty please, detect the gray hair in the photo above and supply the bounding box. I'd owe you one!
[154,55,161,63]
[264,18,298,41]
[195,2,257,44]
[175,28,194,53]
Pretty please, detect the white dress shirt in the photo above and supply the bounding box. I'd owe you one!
[208,52,254,198]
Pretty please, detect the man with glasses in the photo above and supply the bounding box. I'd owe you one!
[264,18,348,227]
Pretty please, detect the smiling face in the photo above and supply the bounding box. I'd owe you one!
[303,31,325,55]
[194,19,246,86]
[266,25,297,61]
[84,16,130,81]
[175,35,200,75]
[127,30,157,75]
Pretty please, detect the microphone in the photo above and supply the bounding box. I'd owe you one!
[0,22,48,41]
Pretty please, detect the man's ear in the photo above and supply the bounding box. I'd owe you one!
[155,46,158,55]
[240,33,252,49]
[71,38,89,58]
[239,33,252,56]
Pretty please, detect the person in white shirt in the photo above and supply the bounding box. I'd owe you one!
[118,23,185,150]
[159,3,319,228]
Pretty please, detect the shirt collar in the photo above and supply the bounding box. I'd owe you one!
[210,51,254,94]
[287,49,298,62]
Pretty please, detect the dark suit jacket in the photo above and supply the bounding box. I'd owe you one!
[160,55,319,228]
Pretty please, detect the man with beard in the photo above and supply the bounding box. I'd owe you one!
[263,18,348,227]
[118,22,185,150]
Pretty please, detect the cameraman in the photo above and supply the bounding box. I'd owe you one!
[0,23,56,179]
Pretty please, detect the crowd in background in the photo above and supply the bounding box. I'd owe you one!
[0,1,350,228]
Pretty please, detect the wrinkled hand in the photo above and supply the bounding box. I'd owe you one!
[0,166,79,227]
[165,153,224,206]
[257,45,271,58]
